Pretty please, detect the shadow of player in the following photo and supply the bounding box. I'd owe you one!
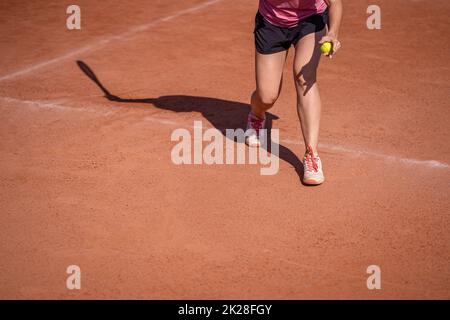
[76,60,304,181]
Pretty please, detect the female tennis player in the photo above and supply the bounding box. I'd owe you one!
[245,0,343,185]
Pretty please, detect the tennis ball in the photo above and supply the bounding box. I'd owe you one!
[320,42,332,54]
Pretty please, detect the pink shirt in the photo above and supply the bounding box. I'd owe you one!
[259,0,328,28]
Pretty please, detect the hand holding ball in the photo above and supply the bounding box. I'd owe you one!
[320,42,332,55]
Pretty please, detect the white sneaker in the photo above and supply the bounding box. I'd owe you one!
[245,112,266,147]
[303,145,325,185]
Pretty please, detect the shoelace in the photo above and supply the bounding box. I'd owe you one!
[248,114,264,134]
[304,145,319,172]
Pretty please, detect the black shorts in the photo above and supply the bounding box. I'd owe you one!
[254,10,329,54]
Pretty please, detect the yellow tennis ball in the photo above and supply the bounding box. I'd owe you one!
[320,42,332,54]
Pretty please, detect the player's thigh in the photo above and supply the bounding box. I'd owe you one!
[293,29,325,89]
[255,50,287,104]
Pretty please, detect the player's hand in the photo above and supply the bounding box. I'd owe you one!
[319,33,341,58]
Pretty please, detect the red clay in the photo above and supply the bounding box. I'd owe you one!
[0,0,449,299]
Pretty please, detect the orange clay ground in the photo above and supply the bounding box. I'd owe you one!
[0,0,449,299]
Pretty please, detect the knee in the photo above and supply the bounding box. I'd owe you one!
[256,90,279,107]
[295,69,317,90]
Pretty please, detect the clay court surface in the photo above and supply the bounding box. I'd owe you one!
[0,0,449,299]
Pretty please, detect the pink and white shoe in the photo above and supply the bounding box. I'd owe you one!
[245,112,266,147]
[303,145,325,185]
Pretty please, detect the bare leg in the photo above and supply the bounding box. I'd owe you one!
[251,50,287,119]
[293,29,326,154]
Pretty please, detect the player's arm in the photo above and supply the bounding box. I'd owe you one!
[321,0,343,58]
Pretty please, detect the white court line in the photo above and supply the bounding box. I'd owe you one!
[1,96,449,171]
[0,96,107,114]
[282,139,449,169]
[0,0,223,82]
